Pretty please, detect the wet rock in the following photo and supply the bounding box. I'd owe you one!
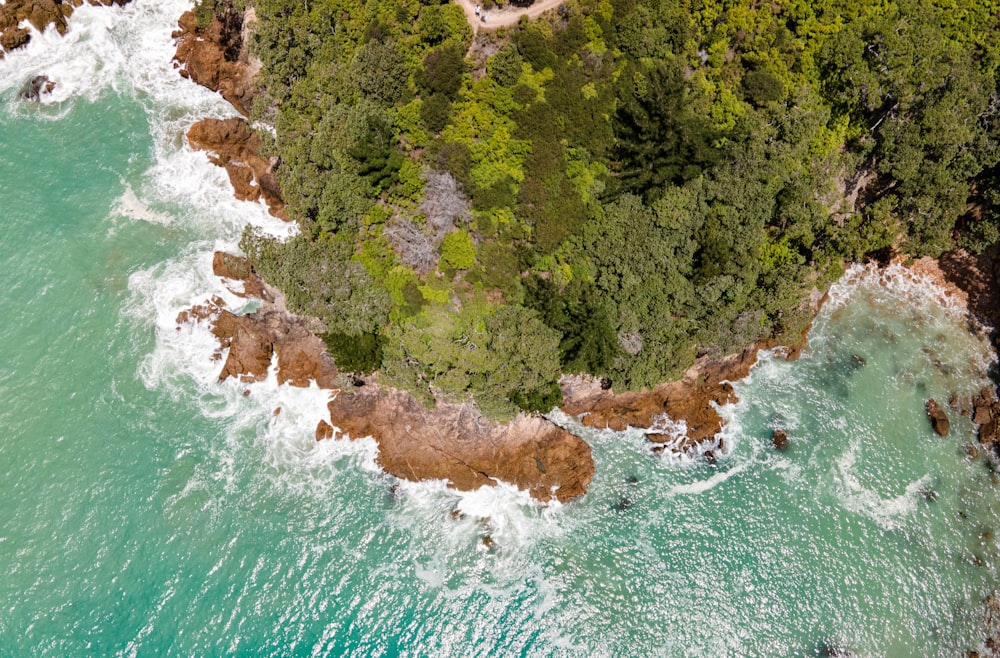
[926,399,950,437]
[315,419,334,441]
[212,251,269,300]
[273,406,281,416]
[19,74,55,101]
[172,0,258,116]
[481,536,496,550]
[560,327,816,460]
[703,450,717,466]
[187,118,286,219]
[851,354,867,367]
[1,27,30,54]
[325,386,593,504]
[919,488,938,503]
[966,443,981,460]
[772,429,789,451]
[449,509,465,521]
[626,475,639,485]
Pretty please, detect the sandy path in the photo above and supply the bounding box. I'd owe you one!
[454,0,566,31]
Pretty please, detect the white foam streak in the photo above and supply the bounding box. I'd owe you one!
[667,460,752,496]
[833,441,930,530]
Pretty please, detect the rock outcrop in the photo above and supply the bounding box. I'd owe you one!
[560,338,802,456]
[925,398,950,437]
[171,1,258,116]
[323,386,594,504]
[972,387,1000,455]
[179,251,593,503]
[186,117,286,219]
[0,0,131,58]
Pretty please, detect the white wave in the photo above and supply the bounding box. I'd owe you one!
[112,183,174,225]
[833,441,931,530]
[823,262,968,320]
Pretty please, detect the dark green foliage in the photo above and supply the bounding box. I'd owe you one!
[322,331,384,373]
[490,44,523,87]
[523,276,618,375]
[245,0,1000,407]
[611,63,721,201]
[420,94,451,133]
[352,40,409,106]
[742,70,784,106]
[416,43,467,100]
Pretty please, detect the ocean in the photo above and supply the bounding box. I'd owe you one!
[1,3,999,655]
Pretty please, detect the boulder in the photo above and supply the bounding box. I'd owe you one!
[315,420,334,441]
[209,309,338,388]
[323,386,594,503]
[772,428,789,450]
[926,398,950,437]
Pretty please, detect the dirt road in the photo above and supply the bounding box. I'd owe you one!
[454,0,566,31]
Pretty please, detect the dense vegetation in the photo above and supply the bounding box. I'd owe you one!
[230,0,1000,420]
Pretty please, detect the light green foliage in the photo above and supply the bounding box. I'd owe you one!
[381,303,562,419]
[240,228,390,336]
[439,229,476,270]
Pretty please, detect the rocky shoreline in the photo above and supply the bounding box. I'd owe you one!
[169,2,1000,509]
[0,0,130,59]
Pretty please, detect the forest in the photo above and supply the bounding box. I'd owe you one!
[228,0,1000,421]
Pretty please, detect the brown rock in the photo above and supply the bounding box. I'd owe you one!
[772,429,789,451]
[981,420,999,448]
[1,26,30,52]
[325,386,594,503]
[187,118,286,219]
[171,1,258,116]
[315,420,334,441]
[926,398,950,437]
[975,404,993,426]
[209,309,338,388]
[561,341,785,457]
[212,251,269,300]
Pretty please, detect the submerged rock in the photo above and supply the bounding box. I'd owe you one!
[18,75,54,101]
[926,399,950,437]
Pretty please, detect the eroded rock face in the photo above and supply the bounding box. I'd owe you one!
[171,1,258,116]
[187,117,286,219]
[0,0,131,57]
[323,387,594,503]
[210,309,338,389]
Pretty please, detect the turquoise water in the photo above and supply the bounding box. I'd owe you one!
[3,4,1000,656]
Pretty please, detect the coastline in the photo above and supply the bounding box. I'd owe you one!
[170,1,1000,505]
